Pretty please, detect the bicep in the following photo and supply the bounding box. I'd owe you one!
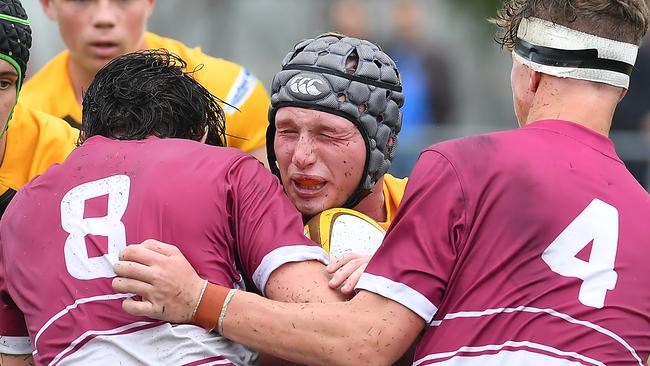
[265,260,345,303]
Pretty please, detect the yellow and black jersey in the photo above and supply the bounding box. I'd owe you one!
[379,173,408,230]
[0,102,78,216]
[20,32,269,153]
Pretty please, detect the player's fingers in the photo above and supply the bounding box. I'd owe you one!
[326,251,365,273]
[140,239,180,257]
[112,277,153,297]
[121,298,159,318]
[340,263,368,295]
[119,244,168,266]
[113,260,158,284]
[328,259,362,289]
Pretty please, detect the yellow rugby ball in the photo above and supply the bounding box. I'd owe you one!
[304,208,386,258]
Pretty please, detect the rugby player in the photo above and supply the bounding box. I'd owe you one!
[114,1,650,365]
[265,33,407,292]
[21,0,270,164]
[0,0,77,219]
[113,33,409,298]
[0,49,343,366]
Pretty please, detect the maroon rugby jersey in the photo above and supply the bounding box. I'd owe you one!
[0,136,327,365]
[357,120,650,366]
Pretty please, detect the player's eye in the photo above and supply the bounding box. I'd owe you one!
[0,79,15,90]
[277,129,298,136]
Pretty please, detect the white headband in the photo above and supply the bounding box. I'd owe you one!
[513,17,639,88]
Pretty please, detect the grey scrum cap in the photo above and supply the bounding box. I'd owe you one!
[267,34,404,208]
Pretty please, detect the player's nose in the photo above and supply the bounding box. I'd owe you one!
[291,135,317,168]
[92,0,118,29]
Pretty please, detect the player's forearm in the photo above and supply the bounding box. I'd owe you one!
[222,290,402,366]
[0,354,34,366]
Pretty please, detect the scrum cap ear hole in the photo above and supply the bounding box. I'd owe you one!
[359,103,367,113]
[345,49,359,74]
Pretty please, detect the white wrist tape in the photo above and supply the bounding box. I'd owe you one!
[191,279,209,320]
[217,289,237,336]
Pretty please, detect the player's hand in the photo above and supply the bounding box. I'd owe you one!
[326,252,371,295]
[111,239,204,324]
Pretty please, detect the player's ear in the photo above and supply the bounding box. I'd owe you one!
[528,70,542,93]
[199,128,208,144]
[40,0,57,21]
[145,0,157,18]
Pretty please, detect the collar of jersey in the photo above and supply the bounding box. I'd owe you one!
[525,119,621,163]
[81,135,162,146]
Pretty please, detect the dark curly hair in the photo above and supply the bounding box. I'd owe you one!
[494,0,649,50]
[80,49,226,146]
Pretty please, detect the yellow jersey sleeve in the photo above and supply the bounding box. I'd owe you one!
[0,102,78,194]
[21,33,270,154]
[219,74,270,153]
[378,173,408,230]
[20,51,82,127]
[145,33,270,152]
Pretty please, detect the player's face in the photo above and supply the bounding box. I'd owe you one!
[274,107,366,218]
[0,60,18,132]
[42,0,155,75]
[510,55,534,127]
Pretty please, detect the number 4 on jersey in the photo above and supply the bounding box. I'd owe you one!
[542,198,619,309]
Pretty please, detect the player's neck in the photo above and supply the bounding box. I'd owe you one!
[353,177,386,223]
[524,77,620,136]
[67,59,97,104]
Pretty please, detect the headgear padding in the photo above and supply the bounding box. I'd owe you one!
[0,0,30,90]
[0,0,30,136]
[267,35,404,208]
